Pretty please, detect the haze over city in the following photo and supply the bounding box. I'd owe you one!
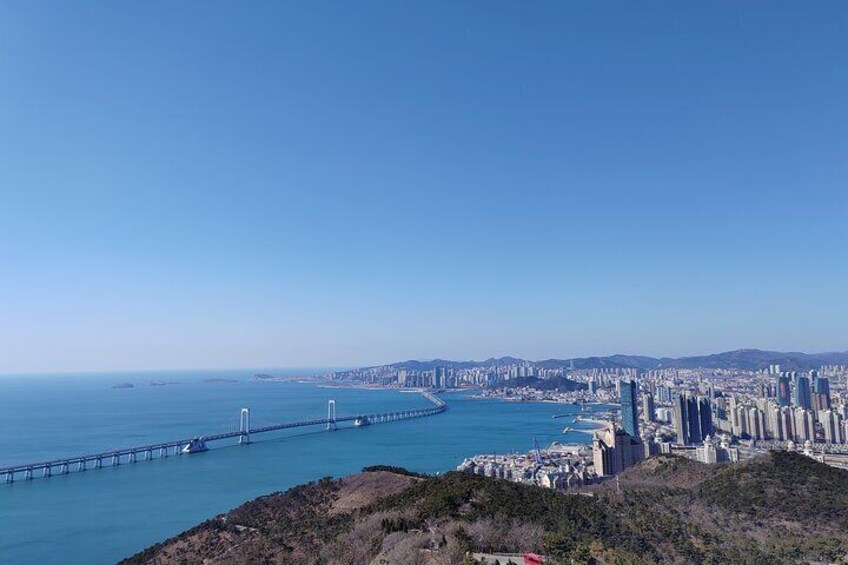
[2,2,846,373]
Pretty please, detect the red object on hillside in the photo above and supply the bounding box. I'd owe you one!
[523,553,545,565]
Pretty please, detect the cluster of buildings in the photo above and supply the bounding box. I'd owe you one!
[456,443,595,490]
[708,368,848,446]
[619,364,848,469]
[328,362,570,388]
[342,358,848,477]
[455,362,848,486]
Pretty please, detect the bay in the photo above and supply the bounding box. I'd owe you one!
[0,370,598,564]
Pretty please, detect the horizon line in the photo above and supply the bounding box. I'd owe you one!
[2,346,846,376]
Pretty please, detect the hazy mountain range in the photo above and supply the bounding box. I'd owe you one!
[368,349,848,373]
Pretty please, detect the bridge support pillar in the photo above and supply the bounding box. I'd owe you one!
[43,466,51,478]
[5,472,12,483]
[112,455,120,466]
[95,457,102,469]
[78,460,86,472]
[60,462,69,474]
[25,468,32,480]
[239,408,251,445]
[144,450,152,461]
[327,400,337,431]
[160,447,168,458]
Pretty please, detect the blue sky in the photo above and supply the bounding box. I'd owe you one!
[1,2,846,372]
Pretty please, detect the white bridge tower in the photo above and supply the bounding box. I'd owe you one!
[239,408,251,444]
[327,400,337,431]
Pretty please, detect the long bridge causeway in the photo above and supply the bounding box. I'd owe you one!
[1,391,447,484]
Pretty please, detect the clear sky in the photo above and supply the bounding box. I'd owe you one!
[1,2,846,372]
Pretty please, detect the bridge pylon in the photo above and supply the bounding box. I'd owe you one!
[239,408,251,445]
[327,400,337,431]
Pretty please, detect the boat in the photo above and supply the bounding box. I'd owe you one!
[562,427,573,434]
[354,416,370,427]
[181,437,209,454]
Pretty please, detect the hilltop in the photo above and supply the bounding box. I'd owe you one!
[122,452,848,564]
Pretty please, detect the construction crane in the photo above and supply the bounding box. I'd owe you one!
[532,437,543,466]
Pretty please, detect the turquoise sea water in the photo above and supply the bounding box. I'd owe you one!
[0,370,599,564]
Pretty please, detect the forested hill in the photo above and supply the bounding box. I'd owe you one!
[122,452,848,565]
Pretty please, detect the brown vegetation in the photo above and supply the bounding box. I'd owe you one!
[121,452,848,565]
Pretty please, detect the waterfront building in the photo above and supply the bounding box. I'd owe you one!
[620,379,639,437]
[432,366,447,388]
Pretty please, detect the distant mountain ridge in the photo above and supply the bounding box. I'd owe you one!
[366,349,848,372]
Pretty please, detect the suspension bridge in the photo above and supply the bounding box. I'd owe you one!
[1,391,447,484]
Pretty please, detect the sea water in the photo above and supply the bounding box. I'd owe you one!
[0,370,599,564]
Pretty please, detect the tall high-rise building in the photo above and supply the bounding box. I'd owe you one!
[673,393,689,446]
[814,374,831,411]
[776,374,791,407]
[656,385,672,404]
[620,379,639,438]
[794,373,812,410]
[686,394,702,444]
[592,424,644,477]
[698,397,713,438]
[432,366,446,388]
[820,410,843,444]
[793,408,816,443]
[642,391,655,423]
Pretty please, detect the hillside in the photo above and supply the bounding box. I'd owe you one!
[490,375,587,392]
[122,452,848,565]
[363,349,848,373]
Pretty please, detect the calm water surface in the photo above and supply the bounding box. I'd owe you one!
[0,370,599,564]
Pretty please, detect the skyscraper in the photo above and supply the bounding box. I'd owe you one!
[776,374,791,407]
[673,393,689,446]
[686,394,702,444]
[794,373,812,410]
[620,379,639,438]
[698,396,713,439]
[814,374,831,411]
[642,391,655,423]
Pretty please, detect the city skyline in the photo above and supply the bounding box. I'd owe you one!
[2,2,846,373]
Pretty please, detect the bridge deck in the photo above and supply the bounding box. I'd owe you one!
[1,392,446,479]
